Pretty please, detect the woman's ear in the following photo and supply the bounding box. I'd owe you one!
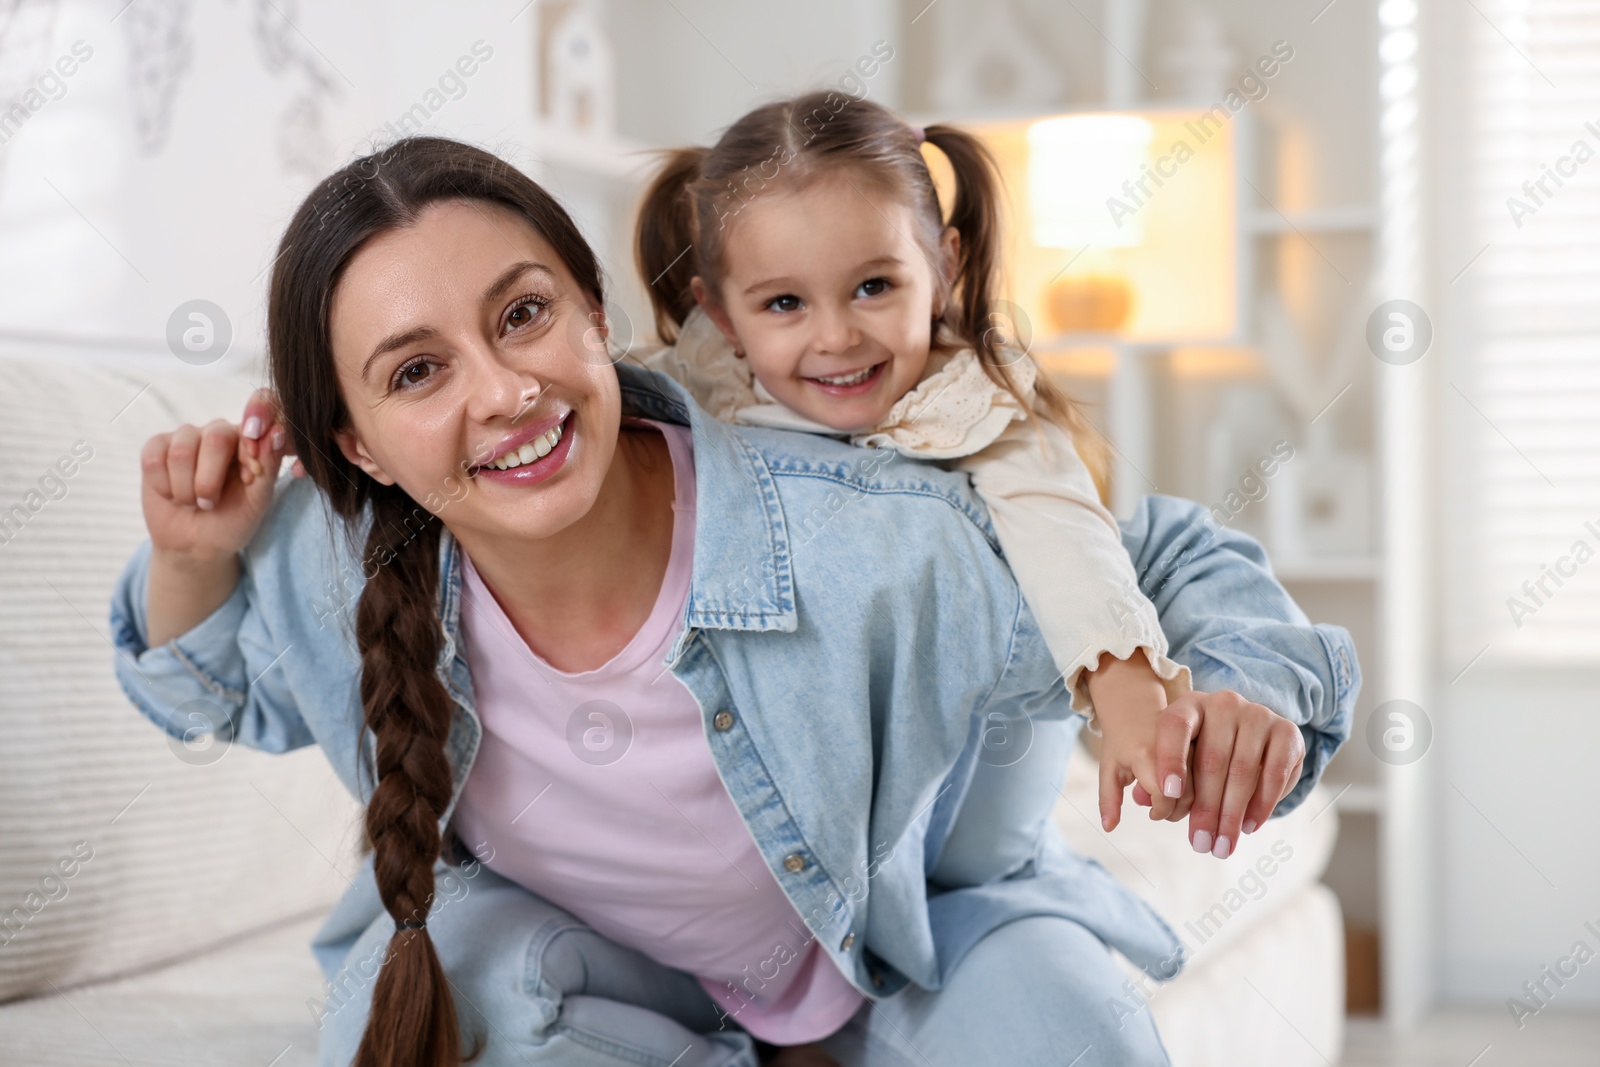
[690,276,745,357]
[333,428,397,486]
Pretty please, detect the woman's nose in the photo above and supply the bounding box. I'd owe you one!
[464,345,540,423]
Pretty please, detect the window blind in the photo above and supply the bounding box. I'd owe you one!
[1451,0,1600,664]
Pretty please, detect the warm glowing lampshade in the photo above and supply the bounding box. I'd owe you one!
[1027,114,1155,249]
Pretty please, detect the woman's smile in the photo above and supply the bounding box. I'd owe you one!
[471,410,575,485]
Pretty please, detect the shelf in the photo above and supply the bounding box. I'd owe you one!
[1247,206,1376,235]
[1272,556,1383,582]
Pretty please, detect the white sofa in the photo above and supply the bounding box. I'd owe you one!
[0,352,1344,1066]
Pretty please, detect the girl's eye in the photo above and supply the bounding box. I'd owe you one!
[856,277,891,299]
[504,295,550,333]
[766,294,803,314]
[391,357,437,392]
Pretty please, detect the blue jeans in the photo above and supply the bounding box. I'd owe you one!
[310,859,1172,1066]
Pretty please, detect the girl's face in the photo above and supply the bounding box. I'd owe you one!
[328,199,620,546]
[695,172,958,433]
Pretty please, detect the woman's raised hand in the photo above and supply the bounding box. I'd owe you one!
[139,388,294,562]
[140,389,299,647]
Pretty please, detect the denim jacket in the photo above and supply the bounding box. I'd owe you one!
[108,363,1359,1002]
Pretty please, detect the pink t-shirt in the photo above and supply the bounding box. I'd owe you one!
[450,419,864,1045]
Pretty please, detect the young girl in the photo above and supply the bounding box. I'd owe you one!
[635,93,1225,870]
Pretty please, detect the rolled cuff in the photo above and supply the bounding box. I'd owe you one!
[108,539,250,742]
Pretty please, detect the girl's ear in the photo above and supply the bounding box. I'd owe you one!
[334,428,397,485]
[690,275,745,357]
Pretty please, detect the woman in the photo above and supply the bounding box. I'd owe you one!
[110,139,1357,1066]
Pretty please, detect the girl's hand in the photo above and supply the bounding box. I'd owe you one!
[1091,651,1186,832]
[1130,690,1306,859]
[140,388,293,562]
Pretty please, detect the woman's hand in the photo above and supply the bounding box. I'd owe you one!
[140,388,295,646]
[140,388,293,561]
[1129,690,1306,859]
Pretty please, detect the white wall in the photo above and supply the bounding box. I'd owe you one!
[0,0,541,366]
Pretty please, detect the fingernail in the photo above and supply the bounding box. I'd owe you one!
[1162,774,1182,799]
[1192,830,1212,854]
[1213,835,1231,859]
[242,416,264,440]
[196,497,215,511]
[270,428,285,452]
[1242,818,1258,835]
[1102,815,1111,831]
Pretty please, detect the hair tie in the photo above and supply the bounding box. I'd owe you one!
[911,125,927,144]
[397,918,426,931]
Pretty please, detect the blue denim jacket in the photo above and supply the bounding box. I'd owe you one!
[108,364,1358,1002]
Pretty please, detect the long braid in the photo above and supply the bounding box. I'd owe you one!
[352,487,478,1066]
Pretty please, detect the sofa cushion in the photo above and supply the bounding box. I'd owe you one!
[1054,739,1340,962]
[0,909,329,1065]
[0,353,363,1004]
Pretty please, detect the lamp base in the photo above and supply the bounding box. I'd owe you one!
[1045,273,1134,333]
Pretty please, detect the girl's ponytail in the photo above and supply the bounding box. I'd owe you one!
[636,146,709,343]
[924,123,1111,501]
[352,488,481,1067]
[921,124,1003,365]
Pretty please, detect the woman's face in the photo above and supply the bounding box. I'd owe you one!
[328,199,619,545]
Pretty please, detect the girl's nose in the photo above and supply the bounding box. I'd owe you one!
[812,304,860,355]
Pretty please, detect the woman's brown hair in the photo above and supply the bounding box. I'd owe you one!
[267,137,604,1067]
[635,91,1111,500]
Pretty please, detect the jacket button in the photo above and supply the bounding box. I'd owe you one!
[783,853,806,873]
[713,710,735,732]
[840,932,855,951]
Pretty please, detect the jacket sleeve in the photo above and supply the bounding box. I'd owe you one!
[107,485,320,757]
[1116,495,1361,816]
[954,417,1191,732]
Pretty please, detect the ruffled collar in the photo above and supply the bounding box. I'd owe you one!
[667,308,1037,460]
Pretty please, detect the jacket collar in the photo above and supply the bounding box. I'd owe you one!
[434,362,797,639]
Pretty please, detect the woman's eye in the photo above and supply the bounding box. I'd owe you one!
[392,357,436,391]
[504,296,549,333]
[766,294,803,313]
[856,277,890,299]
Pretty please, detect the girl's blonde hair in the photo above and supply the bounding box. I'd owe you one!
[634,91,1111,503]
